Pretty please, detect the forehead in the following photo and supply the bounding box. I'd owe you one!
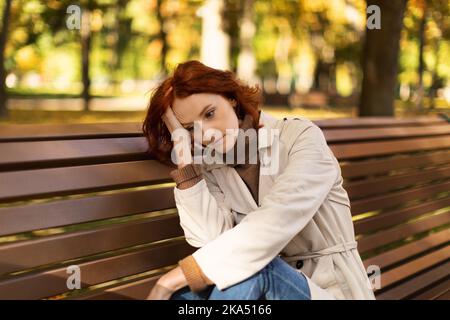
[172,93,219,111]
[172,93,223,123]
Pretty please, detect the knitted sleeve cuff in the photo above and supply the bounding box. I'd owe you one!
[178,255,214,293]
[169,164,204,190]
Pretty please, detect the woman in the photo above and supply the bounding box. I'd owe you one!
[143,60,376,300]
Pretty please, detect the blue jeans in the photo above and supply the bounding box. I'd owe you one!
[170,256,311,300]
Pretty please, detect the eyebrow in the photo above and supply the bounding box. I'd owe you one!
[180,104,212,126]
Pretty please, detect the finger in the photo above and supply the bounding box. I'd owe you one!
[163,105,174,118]
[165,106,178,123]
[161,113,174,132]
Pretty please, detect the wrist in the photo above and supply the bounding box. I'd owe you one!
[158,266,188,292]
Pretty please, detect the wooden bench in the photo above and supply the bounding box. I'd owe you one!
[0,115,448,300]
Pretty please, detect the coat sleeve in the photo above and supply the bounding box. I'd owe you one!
[173,169,235,248]
[191,122,339,290]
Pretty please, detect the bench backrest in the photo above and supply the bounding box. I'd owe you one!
[0,115,448,300]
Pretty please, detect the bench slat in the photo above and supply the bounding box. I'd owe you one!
[0,137,149,171]
[376,246,450,292]
[0,187,174,236]
[412,278,450,300]
[345,165,450,200]
[375,256,450,299]
[363,229,449,270]
[323,124,450,143]
[350,181,450,215]
[71,274,161,300]
[0,240,194,300]
[314,116,447,129]
[0,214,182,275]
[358,211,450,253]
[331,136,450,160]
[341,150,450,179]
[354,197,450,235]
[0,160,173,203]
[435,289,450,300]
[0,122,142,142]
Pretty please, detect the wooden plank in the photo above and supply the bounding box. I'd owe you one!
[0,214,182,275]
[341,150,450,179]
[376,246,450,292]
[330,136,450,160]
[354,198,450,235]
[0,187,174,236]
[0,240,194,300]
[350,181,450,215]
[435,289,450,300]
[345,165,450,200]
[314,116,446,129]
[0,160,174,203]
[358,212,450,253]
[0,137,149,171]
[362,229,450,270]
[323,124,450,143]
[70,274,161,300]
[376,259,450,300]
[0,122,143,142]
[412,277,450,300]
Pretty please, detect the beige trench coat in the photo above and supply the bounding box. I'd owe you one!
[173,110,376,300]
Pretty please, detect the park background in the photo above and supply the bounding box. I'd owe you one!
[0,0,449,124]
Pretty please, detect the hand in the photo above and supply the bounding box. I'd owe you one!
[146,266,188,300]
[161,105,185,135]
[146,282,175,300]
[162,107,193,168]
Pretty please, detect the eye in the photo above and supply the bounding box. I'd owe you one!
[205,108,215,119]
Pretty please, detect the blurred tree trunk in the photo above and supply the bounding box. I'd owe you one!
[81,9,92,112]
[429,49,442,111]
[223,0,242,73]
[156,0,168,77]
[359,0,407,116]
[312,59,332,92]
[109,4,120,90]
[415,0,427,111]
[0,0,12,118]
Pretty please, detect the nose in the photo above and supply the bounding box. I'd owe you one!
[198,123,221,148]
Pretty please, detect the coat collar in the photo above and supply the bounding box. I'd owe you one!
[202,110,279,172]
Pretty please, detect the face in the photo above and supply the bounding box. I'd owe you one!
[171,93,240,153]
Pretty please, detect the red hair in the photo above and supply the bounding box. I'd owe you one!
[142,60,264,166]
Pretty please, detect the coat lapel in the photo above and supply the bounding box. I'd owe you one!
[205,111,281,213]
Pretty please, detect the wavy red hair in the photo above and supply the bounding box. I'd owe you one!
[142,60,264,166]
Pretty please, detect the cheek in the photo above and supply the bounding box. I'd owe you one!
[222,126,239,153]
[221,135,234,153]
[224,109,239,131]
